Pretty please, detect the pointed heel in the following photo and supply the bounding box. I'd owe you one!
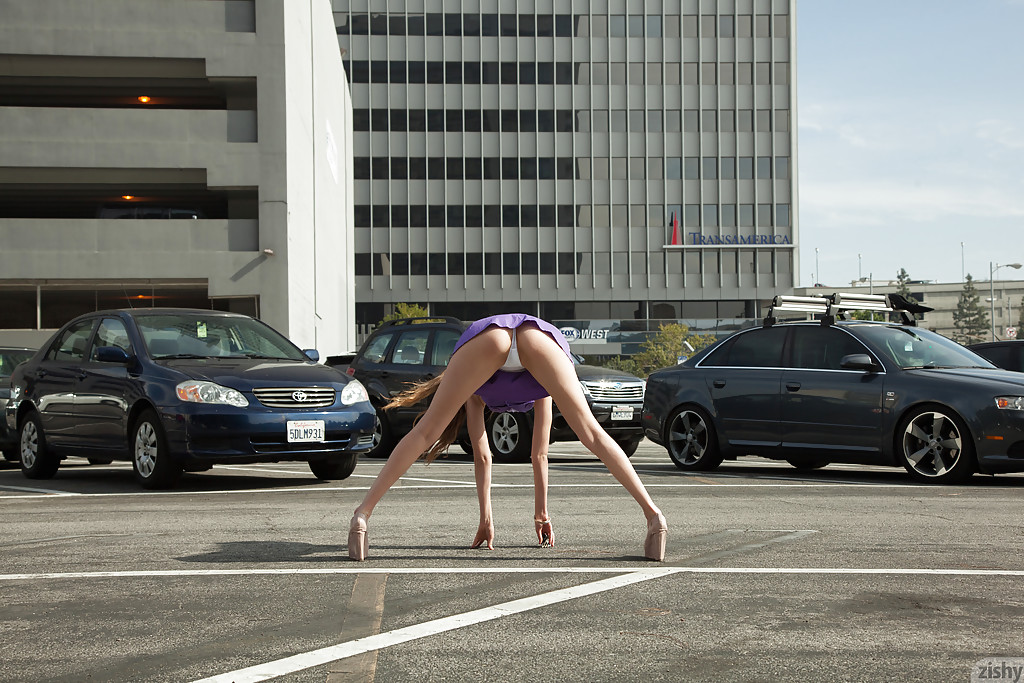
[348,514,368,561]
[644,513,667,562]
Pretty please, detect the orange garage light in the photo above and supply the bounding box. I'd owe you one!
[121,195,134,200]
[137,95,151,103]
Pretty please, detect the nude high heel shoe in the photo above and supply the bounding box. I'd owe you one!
[535,517,554,547]
[348,512,368,561]
[644,513,667,562]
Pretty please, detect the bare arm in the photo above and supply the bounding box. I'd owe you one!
[531,397,553,544]
[467,395,494,549]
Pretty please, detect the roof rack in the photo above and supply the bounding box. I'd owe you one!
[764,292,928,327]
[380,316,463,327]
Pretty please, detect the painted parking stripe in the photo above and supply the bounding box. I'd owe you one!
[190,568,678,683]
[0,481,943,500]
[5,565,1024,583]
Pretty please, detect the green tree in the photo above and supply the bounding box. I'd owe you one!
[602,324,717,378]
[895,268,919,304]
[377,302,430,327]
[952,274,990,344]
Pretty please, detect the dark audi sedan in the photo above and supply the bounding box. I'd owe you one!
[5,309,375,488]
[643,294,1024,484]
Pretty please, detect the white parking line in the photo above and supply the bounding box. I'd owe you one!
[0,484,81,496]
[5,565,1024,583]
[0,480,939,501]
[189,568,679,683]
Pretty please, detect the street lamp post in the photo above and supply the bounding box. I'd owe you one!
[990,262,1023,341]
[815,248,820,286]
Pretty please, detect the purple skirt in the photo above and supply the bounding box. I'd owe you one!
[452,314,572,412]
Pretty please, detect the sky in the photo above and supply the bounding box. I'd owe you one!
[796,0,1024,288]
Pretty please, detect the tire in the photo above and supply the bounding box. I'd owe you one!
[2,447,19,463]
[131,409,181,489]
[785,458,829,471]
[367,407,397,459]
[309,453,358,480]
[19,412,59,479]
[898,406,974,484]
[665,406,723,472]
[457,437,474,455]
[487,411,533,463]
[87,458,113,466]
[614,436,643,457]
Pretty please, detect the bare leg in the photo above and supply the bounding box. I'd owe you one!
[515,324,662,522]
[354,327,510,520]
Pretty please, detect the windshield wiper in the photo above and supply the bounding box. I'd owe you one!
[241,353,297,360]
[153,353,210,360]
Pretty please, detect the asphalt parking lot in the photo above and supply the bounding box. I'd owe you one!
[2,441,1024,683]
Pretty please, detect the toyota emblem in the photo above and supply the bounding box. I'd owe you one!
[292,390,308,402]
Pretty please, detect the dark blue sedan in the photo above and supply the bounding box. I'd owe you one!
[5,309,375,489]
[642,294,1024,484]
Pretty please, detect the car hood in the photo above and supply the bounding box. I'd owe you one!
[158,358,347,389]
[574,364,644,383]
[904,366,1024,389]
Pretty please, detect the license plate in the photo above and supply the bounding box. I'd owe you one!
[287,420,325,443]
[611,406,633,421]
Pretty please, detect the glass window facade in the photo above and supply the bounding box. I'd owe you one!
[335,2,797,342]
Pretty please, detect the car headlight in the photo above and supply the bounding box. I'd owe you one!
[340,379,369,406]
[176,381,248,407]
[995,396,1024,410]
[9,385,21,402]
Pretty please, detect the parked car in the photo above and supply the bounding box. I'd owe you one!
[968,340,1024,373]
[5,309,375,489]
[0,346,36,461]
[642,292,1024,484]
[347,317,647,462]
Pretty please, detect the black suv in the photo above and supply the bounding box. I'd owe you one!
[347,317,647,462]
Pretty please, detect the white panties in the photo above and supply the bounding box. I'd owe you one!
[501,329,526,372]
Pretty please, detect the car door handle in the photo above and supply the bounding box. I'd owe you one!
[786,382,801,392]
[713,380,726,388]
[77,371,89,380]
[34,370,47,378]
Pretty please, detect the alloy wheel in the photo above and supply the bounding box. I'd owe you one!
[134,421,159,478]
[668,410,709,466]
[902,411,963,478]
[20,419,38,469]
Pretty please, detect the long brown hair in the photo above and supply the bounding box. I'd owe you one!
[385,372,466,463]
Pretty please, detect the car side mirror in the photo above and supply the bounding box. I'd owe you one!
[95,346,131,364]
[840,353,881,372]
[304,349,320,362]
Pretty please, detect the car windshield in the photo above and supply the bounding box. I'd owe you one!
[853,324,994,370]
[134,313,308,361]
[0,349,34,378]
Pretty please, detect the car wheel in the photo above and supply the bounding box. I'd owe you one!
[487,411,532,463]
[309,453,358,480]
[2,446,20,462]
[87,458,113,465]
[614,436,643,457]
[665,406,723,471]
[368,407,396,459]
[131,409,181,489]
[456,437,474,455]
[785,458,829,471]
[19,412,59,479]
[898,407,974,484]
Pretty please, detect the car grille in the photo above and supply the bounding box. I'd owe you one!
[582,381,645,402]
[252,387,335,408]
